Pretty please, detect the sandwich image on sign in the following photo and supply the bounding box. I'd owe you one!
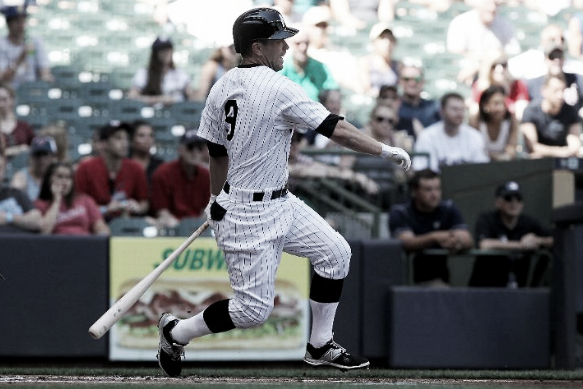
[115,278,306,350]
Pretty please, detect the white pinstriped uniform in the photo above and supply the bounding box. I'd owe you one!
[197,65,351,329]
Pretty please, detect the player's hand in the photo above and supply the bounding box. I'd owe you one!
[380,144,411,171]
[204,195,217,222]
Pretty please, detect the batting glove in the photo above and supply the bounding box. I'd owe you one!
[204,194,217,222]
[380,144,411,171]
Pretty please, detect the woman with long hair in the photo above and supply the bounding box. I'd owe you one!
[128,37,194,106]
[35,162,110,235]
[469,85,518,161]
[470,50,529,121]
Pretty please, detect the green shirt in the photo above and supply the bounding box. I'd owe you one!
[280,57,338,101]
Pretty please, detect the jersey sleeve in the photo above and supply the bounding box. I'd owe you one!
[276,80,330,133]
[197,95,226,146]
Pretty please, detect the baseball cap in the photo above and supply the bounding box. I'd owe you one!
[98,120,132,141]
[495,181,522,198]
[369,22,395,41]
[152,37,173,50]
[302,6,331,27]
[1,6,27,21]
[30,135,57,155]
[181,129,206,147]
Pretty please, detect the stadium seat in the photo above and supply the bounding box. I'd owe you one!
[16,80,52,103]
[108,217,156,237]
[168,101,205,127]
[109,99,147,121]
[51,65,82,86]
[110,66,136,90]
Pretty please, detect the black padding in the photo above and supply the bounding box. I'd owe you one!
[203,299,236,333]
[310,273,344,303]
[0,235,109,357]
[315,114,343,138]
[388,287,550,368]
[207,141,228,157]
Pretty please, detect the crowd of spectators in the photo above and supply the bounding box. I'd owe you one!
[0,1,573,287]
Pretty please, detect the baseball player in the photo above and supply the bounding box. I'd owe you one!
[157,8,411,377]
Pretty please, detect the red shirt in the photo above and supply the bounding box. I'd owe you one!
[150,159,210,218]
[75,156,149,209]
[35,194,103,235]
[471,79,529,115]
[1,120,35,147]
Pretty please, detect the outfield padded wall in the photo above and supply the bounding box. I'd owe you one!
[0,235,109,357]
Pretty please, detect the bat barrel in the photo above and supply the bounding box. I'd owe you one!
[87,221,210,339]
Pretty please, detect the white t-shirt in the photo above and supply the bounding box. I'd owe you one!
[0,36,50,88]
[447,10,521,58]
[198,65,330,191]
[131,67,191,103]
[413,121,490,172]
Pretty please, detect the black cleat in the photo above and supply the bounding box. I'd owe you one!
[157,313,186,377]
[304,339,370,370]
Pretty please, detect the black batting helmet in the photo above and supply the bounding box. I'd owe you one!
[232,8,298,54]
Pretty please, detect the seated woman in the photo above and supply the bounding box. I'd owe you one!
[469,85,518,161]
[470,50,529,121]
[35,162,110,235]
[127,37,194,106]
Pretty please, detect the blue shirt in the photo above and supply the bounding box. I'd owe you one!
[398,98,441,129]
[389,199,468,283]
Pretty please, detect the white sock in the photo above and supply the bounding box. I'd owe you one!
[309,300,338,348]
[170,312,212,345]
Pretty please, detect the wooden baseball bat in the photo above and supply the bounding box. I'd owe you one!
[88,220,210,340]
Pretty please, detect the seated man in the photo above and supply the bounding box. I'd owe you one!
[521,73,582,159]
[150,130,211,229]
[75,121,149,221]
[469,181,553,288]
[412,92,490,172]
[389,169,473,286]
[0,152,40,233]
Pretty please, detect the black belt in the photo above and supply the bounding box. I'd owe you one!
[223,182,288,201]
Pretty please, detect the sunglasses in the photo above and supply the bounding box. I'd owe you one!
[503,194,522,202]
[186,143,204,151]
[548,51,564,60]
[375,116,396,125]
[491,62,508,70]
[401,76,422,83]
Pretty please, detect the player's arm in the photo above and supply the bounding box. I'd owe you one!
[207,141,229,196]
[326,116,411,170]
[395,230,452,252]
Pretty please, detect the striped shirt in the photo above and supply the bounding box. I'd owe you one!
[198,64,329,191]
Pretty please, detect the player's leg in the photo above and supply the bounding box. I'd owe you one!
[158,200,285,376]
[283,194,369,370]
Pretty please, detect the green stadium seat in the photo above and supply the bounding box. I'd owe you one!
[109,217,157,237]
[168,101,205,127]
[16,80,52,103]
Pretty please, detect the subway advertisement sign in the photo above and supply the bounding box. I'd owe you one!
[109,237,310,361]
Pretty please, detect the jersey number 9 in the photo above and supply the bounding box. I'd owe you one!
[225,100,238,141]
